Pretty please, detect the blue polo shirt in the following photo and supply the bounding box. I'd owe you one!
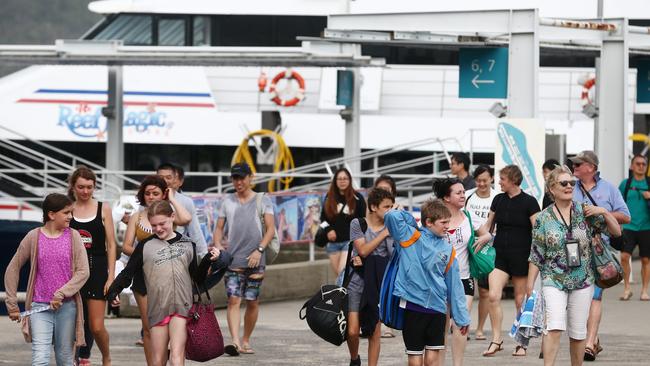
[573,172,630,239]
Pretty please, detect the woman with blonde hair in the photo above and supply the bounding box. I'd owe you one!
[528,165,621,365]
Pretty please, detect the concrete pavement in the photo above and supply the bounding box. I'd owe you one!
[1,260,649,365]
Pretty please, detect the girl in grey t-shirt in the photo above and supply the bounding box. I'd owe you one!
[345,188,395,366]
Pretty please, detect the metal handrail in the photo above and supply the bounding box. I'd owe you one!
[0,123,140,188]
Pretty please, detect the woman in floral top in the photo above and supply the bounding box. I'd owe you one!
[527,166,621,366]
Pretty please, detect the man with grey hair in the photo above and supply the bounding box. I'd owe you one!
[570,150,630,361]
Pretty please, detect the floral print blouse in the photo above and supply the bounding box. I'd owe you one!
[529,201,607,291]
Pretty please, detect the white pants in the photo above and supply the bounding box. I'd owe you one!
[543,285,594,340]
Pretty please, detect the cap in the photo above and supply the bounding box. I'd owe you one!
[569,150,599,166]
[230,162,252,177]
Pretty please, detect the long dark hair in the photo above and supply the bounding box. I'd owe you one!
[325,168,357,220]
[432,178,462,199]
[136,175,168,207]
[42,193,72,224]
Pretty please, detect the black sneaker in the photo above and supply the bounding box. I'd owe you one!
[349,356,361,366]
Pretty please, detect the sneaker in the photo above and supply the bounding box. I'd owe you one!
[349,356,361,366]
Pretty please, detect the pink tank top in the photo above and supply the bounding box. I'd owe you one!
[33,228,73,303]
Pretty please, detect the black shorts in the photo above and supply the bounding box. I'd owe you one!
[494,247,530,277]
[623,229,650,257]
[476,277,489,290]
[402,309,446,355]
[461,278,474,296]
[81,254,108,300]
[131,268,147,296]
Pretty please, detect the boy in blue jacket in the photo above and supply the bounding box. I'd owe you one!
[383,199,470,366]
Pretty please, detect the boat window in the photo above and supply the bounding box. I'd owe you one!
[158,17,186,46]
[93,14,153,45]
[193,16,210,46]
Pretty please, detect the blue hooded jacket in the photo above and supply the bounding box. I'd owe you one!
[384,210,470,327]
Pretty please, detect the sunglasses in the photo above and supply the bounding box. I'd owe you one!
[557,180,577,187]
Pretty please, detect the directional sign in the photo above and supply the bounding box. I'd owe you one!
[637,60,650,103]
[459,48,508,99]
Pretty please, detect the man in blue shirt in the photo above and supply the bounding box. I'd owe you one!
[570,150,630,361]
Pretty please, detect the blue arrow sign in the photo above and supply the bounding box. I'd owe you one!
[637,60,650,103]
[459,48,508,99]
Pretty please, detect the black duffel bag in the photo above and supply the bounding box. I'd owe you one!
[299,284,349,346]
[299,244,353,346]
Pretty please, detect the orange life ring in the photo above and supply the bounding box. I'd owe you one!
[269,70,306,107]
[581,78,596,106]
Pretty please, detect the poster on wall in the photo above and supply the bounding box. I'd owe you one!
[494,119,546,204]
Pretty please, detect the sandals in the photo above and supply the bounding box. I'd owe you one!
[619,291,633,301]
[381,330,396,338]
[240,345,255,355]
[584,346,596,361]
[512,345,527,357]
[483,340,504,357]
[474,332,487,341]
[640,293,650,301]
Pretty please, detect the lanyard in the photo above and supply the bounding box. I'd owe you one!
[555,203,573,240]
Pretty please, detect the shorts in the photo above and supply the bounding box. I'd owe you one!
[592,285,603,301]
[131,268,147,296]
[225,268,265,301]
[402,309,447,355]
[154,313,189,327]
[461,278,474,296]
[477,277,489,290]
[543,285,594,340]
[326,241,349,254]
[81,254,108,299]
[348,287,363,312]
[622,229,650,257]
[494,247,530,277]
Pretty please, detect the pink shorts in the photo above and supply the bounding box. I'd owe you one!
[154,313,189,327]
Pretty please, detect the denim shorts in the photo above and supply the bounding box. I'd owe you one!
[326,241,349,254]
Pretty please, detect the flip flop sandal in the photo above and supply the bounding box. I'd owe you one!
[240,346,255,355]
[381,330,396,338]
[475,333,487,341]
[619,291,633,301]
[483,341,504,357]
[584,346,596,361]
[224,344,240,356]
[640,294,650,301]
[512,345,527,357]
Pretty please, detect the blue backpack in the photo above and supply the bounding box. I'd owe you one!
[378,243,405,330]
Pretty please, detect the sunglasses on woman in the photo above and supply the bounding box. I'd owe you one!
[557,180,577,187]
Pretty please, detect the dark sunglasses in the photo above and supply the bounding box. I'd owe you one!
[557,180,577,187]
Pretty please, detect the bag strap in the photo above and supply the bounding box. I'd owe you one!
[359,217,368,234]
[463,210,476,251]
[623,172,634,202]
[341,241,354,288]
[464,191,475,209]
[578,182,598,206]
[191,242,211,304]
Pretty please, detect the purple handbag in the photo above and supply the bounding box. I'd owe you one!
[186,284,224,362]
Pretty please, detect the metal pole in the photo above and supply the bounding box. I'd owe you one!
[309,241,315,262]
[508,10,540,119]
[105,65,124,190]
[344,67,362,183]
[596,20,629,183]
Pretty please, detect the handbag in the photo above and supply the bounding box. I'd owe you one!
[465,211,495,279]
[256,193,281,264]
[590,233,623,288]
[186,282,225,362]
[299,244,354,346]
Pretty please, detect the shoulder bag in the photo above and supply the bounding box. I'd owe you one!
[256,192,281,264]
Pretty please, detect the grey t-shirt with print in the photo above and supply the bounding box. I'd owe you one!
[346,218,394,294]
[218,193,274,270]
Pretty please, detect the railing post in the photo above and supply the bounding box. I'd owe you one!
[309,241,315,262]
[408,190,414,213]
[373,156,379,180]
[218,175,222,193]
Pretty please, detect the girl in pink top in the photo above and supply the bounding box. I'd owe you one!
[4,193,89,366]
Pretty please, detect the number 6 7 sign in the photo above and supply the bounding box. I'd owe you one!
[459,48,509,99]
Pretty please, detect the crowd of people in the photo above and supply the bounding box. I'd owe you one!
[3,149,649,366]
